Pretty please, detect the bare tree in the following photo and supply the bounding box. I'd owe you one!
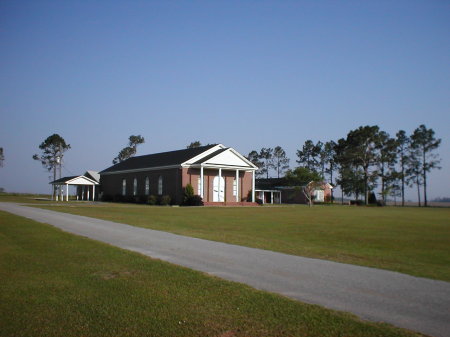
[303,181,323,207]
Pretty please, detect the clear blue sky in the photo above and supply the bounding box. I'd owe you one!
[1,0,449,200]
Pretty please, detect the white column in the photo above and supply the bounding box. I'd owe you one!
[200,166,204,199]
[87,186,90,201]
[252,171,255,202]
[218,168,222,202]
[93,185,95,201]
[66,184,69,201]
[271,191,273,204]
[82,186,84,200]
[235,169,239,202]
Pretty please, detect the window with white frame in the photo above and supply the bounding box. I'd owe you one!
[158,176,163,195]
[133,178,138,196]
[145,177,150,195]
[233,178,237,196]
[122,179,126,196]
[197,176,201,195]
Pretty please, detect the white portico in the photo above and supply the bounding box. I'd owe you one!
[181,145,258,203]
[50,175,99,201]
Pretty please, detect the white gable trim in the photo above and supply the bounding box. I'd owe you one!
[51,175,99,185]
[202,148,255,168]
[182,146,258,170]
[227,148,258,169]
[181,144,225,166]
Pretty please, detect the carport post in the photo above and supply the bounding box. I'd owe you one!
[66,184,69,201]
[93,185,95,201]
[235,169,239,202]
[218,168,222,202]
[252,171,255,202]
[200,166,204,198]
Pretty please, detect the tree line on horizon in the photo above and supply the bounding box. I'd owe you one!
[245,124,441,207]
[28,125,441,207]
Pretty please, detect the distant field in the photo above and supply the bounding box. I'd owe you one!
[0,193,52,203]
[0,211,424,337]
[386,201,450,207]
[18,198,450,282]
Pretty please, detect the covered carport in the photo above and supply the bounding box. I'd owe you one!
[50,175,99,201]
[254,189,282,204]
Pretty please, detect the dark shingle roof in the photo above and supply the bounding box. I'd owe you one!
[192,148,228,164]
[100,144,218,174]
[255,178,288,189]
[50,176,79,184]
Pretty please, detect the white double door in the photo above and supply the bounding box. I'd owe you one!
[213,176,225,202]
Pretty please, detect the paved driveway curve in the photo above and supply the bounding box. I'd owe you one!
[1,203,449,337]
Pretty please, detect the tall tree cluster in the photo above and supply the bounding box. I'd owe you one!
[246,146,290,178]
[296,124,441,206]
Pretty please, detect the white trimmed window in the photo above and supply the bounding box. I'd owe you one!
[197,177,201,195]
[158,176,163,195]
[233,178,237,196]
[133,178,138,196]
[145,177,150,195]
[122,179,126,196]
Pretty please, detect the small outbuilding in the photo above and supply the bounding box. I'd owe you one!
[50,172,99,201]
[255,178,333,204]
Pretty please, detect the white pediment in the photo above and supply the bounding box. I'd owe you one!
[203,149,253,168]
[67,176,99,185]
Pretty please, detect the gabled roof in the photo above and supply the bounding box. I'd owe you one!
[190,147,257,169]
[256,178,333,190]
[100,144,218,174]
[85,170,100,183]
[192,148,229,164]
[50,175,99,185]
[50,176,79,184]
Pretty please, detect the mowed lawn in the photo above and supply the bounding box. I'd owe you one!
[31,201,450,281]
[0,211,424,337]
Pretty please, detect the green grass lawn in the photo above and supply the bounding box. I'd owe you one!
[24,200,450,282]
[0,210,424,337]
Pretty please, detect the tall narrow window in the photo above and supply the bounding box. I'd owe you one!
[233,178,237,196]
[158,176,163,195]
[145,177,150,195]
[197,176,201,195]
[122,179,126,196]
[133,178,138,196]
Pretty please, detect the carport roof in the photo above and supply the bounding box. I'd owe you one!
[50,175,99,185]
